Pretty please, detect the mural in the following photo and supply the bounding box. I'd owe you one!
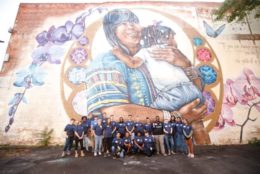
[0,2,259,145]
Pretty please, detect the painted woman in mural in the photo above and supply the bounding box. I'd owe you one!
[85,8,208,143]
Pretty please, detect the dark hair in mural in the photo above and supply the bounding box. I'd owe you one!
[103,8,139,55]
[141,25,176,48]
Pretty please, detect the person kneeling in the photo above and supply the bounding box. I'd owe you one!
[111,132,124,159]
[133,131,144,154]
[143,131,155,157]
[123,132,132,156]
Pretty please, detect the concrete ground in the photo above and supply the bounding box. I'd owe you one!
[0,145,260,174]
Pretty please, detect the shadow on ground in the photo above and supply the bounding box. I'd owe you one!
[0,145,260,174]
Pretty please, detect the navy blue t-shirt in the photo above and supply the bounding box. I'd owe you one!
[175,122,183,134]
[74,124,84,136]
[82,121,90,135]
[117,122,126,135]
[134,136,144,146]
[183,125,193,138]
[102,118,107,127]
[125,121,134,132]
[164,123,172,135]
[112,138,123,147]
[144,123,152,134]
[93,125,104,136]
[104,124,113,138]
[143,135,154,147]
[135,122,144,133]
[123,137,132,145]
[170,122,176,135]
[64,124,75,137]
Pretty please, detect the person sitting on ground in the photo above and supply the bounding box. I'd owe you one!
[182,118,195,158]
[143,131,155,157]
[111,132,124,159]
[62,118,75,157]
[133,131,144,154]
[74,120,85,158]
[123,132,133,155]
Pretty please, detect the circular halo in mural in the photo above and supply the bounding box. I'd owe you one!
[196,47,212,62]
[66,66,87,85]
[198,65,217,85]
[70,47,88,65]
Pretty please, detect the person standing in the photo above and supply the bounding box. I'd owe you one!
[175,116,186,153]
[144,117,152,135]
[164,119,174,155]
[152,116,166,156]
[74,120,85,158]
[125,115,135,140]
[62,118,75,157]
[93,119,104,156]
[103,118,113,157]
[82,116,91,152]
[117,117,126,137]
[134,117,144,135]
[143,131,155,157]
[182,119,194,158]
[110,115,118,137]
[170,115,176,154]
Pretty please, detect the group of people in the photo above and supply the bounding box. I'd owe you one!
[62,113,195,159]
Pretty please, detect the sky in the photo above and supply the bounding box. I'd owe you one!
[0,0,224,70]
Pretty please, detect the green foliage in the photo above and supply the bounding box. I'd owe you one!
[248,137,260,146]
[37,127,54,147]
[214,0,260,22]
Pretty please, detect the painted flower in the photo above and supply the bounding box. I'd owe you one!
[67,66,87,85]
[193,37,203,46]
[223,79,239,107]
[13,65,46,88]
[70,47,88,65]
[198,65,217,85]
[203,91,215,115]
[31,44,66,65]
[78,36,89,46]
[215,103,235,130]
[51,26,71,45]
[196,48,212,62]
[233,68,260,107]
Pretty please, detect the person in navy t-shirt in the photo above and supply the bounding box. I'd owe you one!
[74,120,85,158]
[103,118,113,157]
[175,116,186,153]
[134,117,144,135]
[81,116,91,151]
[123,132,132,155]
[125,115,135,140]
[143,131,155,157]
[62,118,75,157]
[93,119,104,156]
[170,115,176,153]
[144,117,152,135]
[182,119,194,158]
[163,119,174,155]
[117,117,126,137]
[133,131,144,153]
[112,132,124,159]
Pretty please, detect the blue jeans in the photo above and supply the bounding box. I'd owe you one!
[175,133,187,153]
[164,134,174,152]
[94,135,103,153]
[63,136,74,152]
[111,146,124,158]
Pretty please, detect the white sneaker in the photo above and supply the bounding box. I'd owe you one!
[168,152,171,156]
[190,154,195,158]
[171,151,176,155]
[99,152,102,155]
[94,152,97,157]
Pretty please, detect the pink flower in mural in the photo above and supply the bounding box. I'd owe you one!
[215,68,260,143]
[233,68,260,108]
[196,48,212,62]
[70,48,88,65]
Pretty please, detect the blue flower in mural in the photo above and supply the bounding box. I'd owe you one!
[13,65,46,88]
[193,37,203,46]
[198,65,217,85]
[67,66,87,85]
[31,44,66,65]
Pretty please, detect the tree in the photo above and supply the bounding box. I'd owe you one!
[214,0,260,22]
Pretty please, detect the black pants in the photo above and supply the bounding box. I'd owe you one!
[103,137,113,153]
[63,136,74,151]
[75,137,84,151]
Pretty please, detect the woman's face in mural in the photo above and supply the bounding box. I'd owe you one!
[115,22,142,51]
